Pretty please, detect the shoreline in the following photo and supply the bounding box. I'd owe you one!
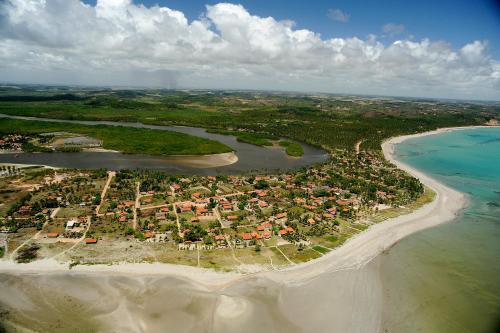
[0,162,60,170]
[0,127,477,288]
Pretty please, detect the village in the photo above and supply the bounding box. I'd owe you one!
[0,149,426,269]
[0,132,102,154]
[0,134,27,152]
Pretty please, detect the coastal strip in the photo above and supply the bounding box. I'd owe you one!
[0,128,474,289]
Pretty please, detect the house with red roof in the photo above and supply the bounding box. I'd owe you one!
[241,233,252,241]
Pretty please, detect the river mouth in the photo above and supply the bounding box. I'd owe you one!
[0,114,329,175]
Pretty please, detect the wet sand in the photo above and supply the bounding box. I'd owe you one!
[0,261,384,333]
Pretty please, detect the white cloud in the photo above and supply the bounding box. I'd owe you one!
[0,0,498,99]
[382,23,405,36]
[327,8,350,23]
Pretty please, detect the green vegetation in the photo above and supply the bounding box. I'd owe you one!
[16,243,40,263]
[0,87,497,152]
[21,141,53,153]
[0,245,4,258]
[312,245,331,254]
[207,129,276,146]
[0,118,232,156]
[279,140,304,157]
[371,187,436,223]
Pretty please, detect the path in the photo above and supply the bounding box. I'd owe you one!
[267,254,277,270]
[355,139,365,154]
[214,207,224,229]
[133,182,140,230]
[225,234,243,266]
[95,171,115,216]
[213,206,243,265]
[138,203,168,211]
[274,245,295,265]
[50,207,61,219]
[172,203,182,239]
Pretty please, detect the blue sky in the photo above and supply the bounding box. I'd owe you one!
[1,0,499,99]
[83,0,500,56]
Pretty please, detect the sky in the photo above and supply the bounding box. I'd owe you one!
[0,0,499,100]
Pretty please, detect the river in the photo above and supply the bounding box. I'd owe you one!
[0,114,328,174]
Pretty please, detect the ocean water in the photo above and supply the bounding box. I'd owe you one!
[381,128,500,332]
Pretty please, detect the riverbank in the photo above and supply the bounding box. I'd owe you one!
[0,128,470,285]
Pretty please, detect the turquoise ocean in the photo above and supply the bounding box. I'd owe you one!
[381,127,500,332]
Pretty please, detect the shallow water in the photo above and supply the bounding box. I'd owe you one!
[0,114,328,174]
[381,128,500,332]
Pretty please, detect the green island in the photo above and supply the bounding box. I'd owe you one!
[279,140,304,157]
[206,128,277,146]
[0,87,498,270]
